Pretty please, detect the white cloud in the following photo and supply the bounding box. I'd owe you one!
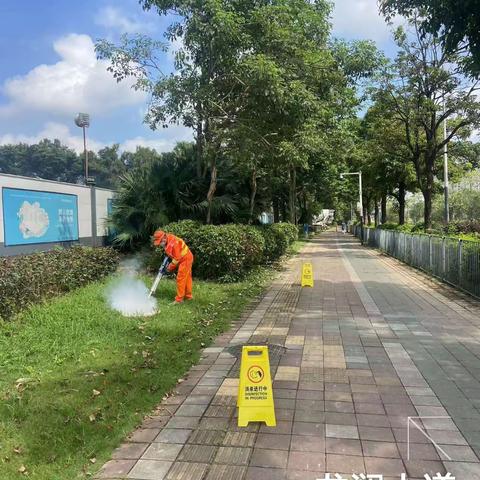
[331,0,398,43]
[95,6,154,34]
[0,33,146,118]
[0,122,193,154]
[120,125,193,153]
[121,137,177,153]
[121,136,175,153]
[0,122,105,153]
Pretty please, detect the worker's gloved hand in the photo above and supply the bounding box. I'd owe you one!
[159,257,171,275]
[167,263,177,273]
[160,265,168,275]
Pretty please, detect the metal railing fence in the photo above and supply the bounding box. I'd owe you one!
[351,225,480,299]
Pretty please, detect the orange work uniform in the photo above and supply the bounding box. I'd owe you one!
[163,233,194,302]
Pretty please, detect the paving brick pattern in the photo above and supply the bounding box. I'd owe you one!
[96,232,480,479]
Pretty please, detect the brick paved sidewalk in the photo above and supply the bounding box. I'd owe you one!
[96,232,480,480]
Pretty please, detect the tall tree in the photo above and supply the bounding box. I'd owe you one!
[96,2,246,223]
[377,20,480,229]
[362,101,417,225]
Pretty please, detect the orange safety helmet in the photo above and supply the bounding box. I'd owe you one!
[153,229,166,246]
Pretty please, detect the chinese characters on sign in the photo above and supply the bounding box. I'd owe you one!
[237,345,276,427]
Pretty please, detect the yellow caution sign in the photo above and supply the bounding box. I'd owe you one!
[301,262,314,287]
[237,346,276,427]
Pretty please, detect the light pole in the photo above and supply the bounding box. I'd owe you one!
[74,113,97,247]
[443,98,450,223]
[340,171,363,224]
[74,113,91,185]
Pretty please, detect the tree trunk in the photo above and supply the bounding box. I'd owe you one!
[423,187,432,230]
[302,191,308,225]
[365,198,372,226]
[281,200,287,222]
[381,194,387,224]
[201,119,210,179]
[398,181,406,225]
[206,155,217,224]
[374,201,379,227]
[273,197,280,223]
[249,166,257,224]
[288,164,296,224]
[423,165,435,230]
[195,120,203,179]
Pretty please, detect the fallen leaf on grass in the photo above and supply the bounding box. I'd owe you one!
[15,378,35,392]
[13,447,22,455]
[18,465,27,474]
[89,457,96,464]
[88,413,96,423]
[92,389,101,397]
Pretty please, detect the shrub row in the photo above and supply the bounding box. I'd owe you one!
[0,246,119,321]
[149,221,298,281]
[377,220,480,240]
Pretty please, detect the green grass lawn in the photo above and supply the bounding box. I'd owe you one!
[288,238,309,255]
[0,268,273,480]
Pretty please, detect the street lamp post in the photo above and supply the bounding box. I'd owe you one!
[340,171,363,224]
[74,113,91,185]
[74,113,97,247]
[443,98,450,224]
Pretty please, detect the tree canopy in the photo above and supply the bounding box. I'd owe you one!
[380,0,480,77]
[0,140,130,190]
[96,0,382,227]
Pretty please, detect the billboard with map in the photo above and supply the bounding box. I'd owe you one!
[2,187,79,246]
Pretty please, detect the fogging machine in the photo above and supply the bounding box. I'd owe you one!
[148,256,172,298]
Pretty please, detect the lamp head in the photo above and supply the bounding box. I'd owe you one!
[75,113,90,128]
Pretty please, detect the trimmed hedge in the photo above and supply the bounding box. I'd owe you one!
[378,221,480,240]
[275,222,299,245]
[149,221,298,282]
[0,246,119,321]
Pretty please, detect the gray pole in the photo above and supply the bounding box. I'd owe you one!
[443,98,450,223]
[83,126,89,185]
[90,185,97,247]
[359,171,363,225]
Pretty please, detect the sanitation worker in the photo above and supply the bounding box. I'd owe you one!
[153,230,194,304]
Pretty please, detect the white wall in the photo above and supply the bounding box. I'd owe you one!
[95,187,114,237]
[0,173,114,245]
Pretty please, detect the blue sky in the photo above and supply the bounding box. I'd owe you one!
[0,0,399,154]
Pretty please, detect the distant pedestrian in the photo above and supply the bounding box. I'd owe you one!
[303,223,309,238]
[341,222,346,234]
